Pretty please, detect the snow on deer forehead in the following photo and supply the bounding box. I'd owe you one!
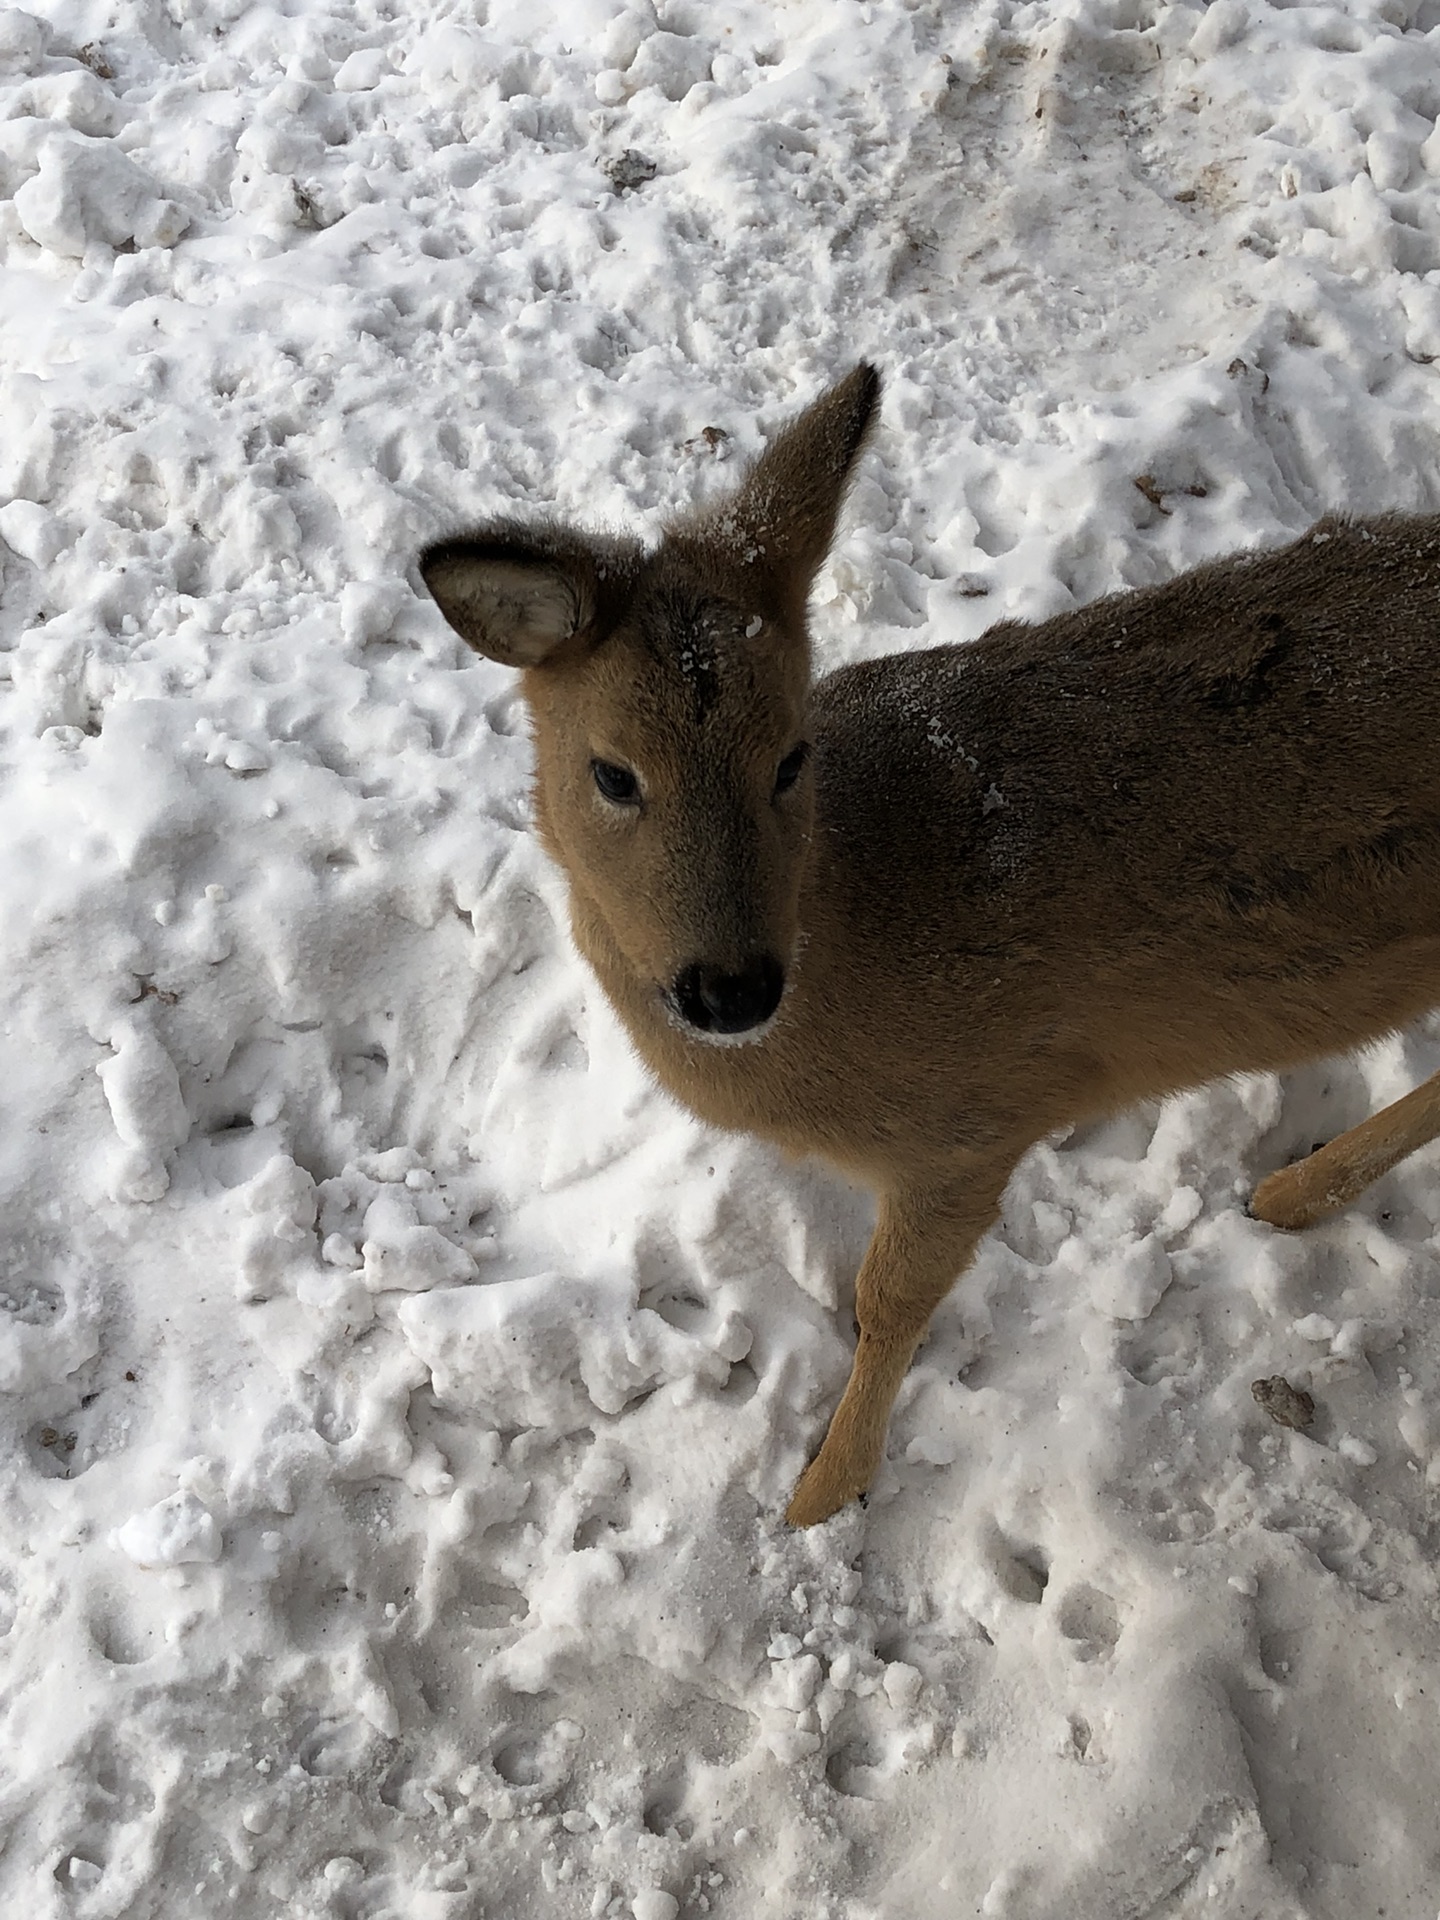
[625,582,780,724]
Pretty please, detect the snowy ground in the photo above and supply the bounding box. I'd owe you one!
[1,0,1440,1913]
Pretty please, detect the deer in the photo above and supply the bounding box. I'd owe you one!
[419,364,1440,1527]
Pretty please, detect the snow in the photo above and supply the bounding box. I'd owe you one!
[0,0,1439,1914]
[114,1488,224,1569]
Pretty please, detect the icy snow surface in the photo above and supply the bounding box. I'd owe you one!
[2,0,1440,1914]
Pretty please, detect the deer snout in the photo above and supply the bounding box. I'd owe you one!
[670,955,785,1036]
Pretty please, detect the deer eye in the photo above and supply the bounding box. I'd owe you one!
[773,744,809,797]
[592,759,640,804]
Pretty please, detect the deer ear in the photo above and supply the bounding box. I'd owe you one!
[420,524,639,668]
[700,364,881,604]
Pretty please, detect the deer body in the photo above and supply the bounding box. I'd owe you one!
[422,367,1440,1525]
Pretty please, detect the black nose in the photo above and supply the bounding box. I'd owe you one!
[671,955,785,1035]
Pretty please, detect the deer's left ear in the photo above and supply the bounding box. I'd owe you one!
[690,364,881,611]
[421,522,642,668]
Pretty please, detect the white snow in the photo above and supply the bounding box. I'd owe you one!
[0,0,1439,1914]
[114,1487,223,1569]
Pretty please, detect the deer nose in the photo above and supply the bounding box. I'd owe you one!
[671,955,784,1035]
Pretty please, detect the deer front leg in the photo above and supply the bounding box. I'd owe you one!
[786,1171,1007,1528]
[1252,1066,1440,1230]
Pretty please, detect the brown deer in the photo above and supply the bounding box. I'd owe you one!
[420,365,1440,1526]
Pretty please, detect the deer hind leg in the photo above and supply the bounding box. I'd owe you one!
[786,1170,1007,1528]
[1251,1066,1440,1231]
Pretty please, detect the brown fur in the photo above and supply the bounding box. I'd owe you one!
[421,366,1440,1525]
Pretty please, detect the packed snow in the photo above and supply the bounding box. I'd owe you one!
[1,0,1439,1914]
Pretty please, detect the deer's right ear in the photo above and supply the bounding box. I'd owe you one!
[420,526,638,668]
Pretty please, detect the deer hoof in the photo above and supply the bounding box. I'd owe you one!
[1249,1167,1324,1232]
[785,1456,866,1528]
